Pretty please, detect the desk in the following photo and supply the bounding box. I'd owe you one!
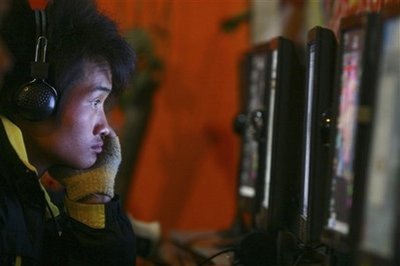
[169,230,238,265]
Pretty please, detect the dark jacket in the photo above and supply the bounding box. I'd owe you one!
[0,118,136,265]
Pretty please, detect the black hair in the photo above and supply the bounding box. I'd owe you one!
[0,0,135,118]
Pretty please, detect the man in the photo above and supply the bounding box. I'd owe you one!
[0,0,136,265]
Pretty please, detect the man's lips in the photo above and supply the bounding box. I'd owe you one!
[91,142,103,153]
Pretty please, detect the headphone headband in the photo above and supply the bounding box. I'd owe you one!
[31,10,49,81]
[34,9,46,39]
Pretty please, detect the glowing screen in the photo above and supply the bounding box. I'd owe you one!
[326,28,365,234]
[360,17,400,259]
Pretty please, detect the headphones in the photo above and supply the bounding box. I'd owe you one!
[14,9,58,121]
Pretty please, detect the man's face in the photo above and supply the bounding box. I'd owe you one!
[25,61,113,171]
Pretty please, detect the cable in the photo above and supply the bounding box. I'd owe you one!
[292,241,329,266]
[44,199,62,237]
[292,251,306,266]
[197,248,236,266]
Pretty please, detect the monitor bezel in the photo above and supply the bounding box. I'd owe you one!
[299,26,337,244]
[255,36,305,238]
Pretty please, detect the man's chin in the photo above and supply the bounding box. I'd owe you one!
[81,160,97,170]
[71,156,97,170]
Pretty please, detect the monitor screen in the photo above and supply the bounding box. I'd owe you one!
[360,15,400,260]
[301,43,316,219]
[239,52,266,199]
[262,49,278,210]
[326,28,365,235]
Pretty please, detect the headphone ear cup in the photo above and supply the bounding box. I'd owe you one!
[15,79,58,121]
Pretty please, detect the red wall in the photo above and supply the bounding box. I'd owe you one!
[96,0,250,235]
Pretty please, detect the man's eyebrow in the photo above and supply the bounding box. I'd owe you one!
[92,86,112,93]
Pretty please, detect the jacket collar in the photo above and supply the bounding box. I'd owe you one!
[0,116,37,174]
[0,116,60,218]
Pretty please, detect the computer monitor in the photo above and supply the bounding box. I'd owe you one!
[357,7,400,266]
[255,36,305,237]
[236,45,270,230]
[321,12,380,254]
[298,26,337,245]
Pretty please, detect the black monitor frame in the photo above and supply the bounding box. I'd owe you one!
[254,36,305,238]
[320,12,380,255]
[356,5,400,266]
[298,26,337,245]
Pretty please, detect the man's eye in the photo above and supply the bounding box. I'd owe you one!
[92,99,101,108]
